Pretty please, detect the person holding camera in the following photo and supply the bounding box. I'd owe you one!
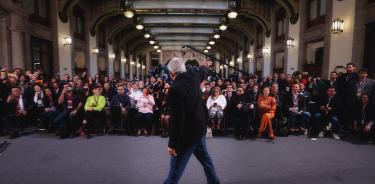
[206,86,227,134]
[82,85,106,138]
[314,87,342,140]
[54,84,83,139]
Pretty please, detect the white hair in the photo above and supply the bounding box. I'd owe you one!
[167,57,186,74]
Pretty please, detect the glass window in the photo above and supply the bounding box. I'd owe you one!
[320,0,327,16]
[309,0,317,21]
[38,0,47,18]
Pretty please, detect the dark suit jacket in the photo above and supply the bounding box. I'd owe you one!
[317,95,342,117]
[167,67,208,153]
[5,95,33,115]
[355,103,375,123]
[283,93,306,116]
[337,72,359,106]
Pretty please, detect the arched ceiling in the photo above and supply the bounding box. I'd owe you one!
[58,0,300,55]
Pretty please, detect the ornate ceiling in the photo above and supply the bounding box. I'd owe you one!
[57,0,299,55]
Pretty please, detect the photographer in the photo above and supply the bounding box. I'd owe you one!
[54,84,83,139]
[314,87,342,140]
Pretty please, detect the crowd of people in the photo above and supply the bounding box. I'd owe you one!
[0,62,374,143]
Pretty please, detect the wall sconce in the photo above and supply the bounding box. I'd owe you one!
[121,58,127,64]
[286,37,295,48]
[130,61,135,65]
[332,18,344,34]
[229,61,235,66]
[247,54,253,59]
[204,49,208,53]
[237,58,242,63]
[214,34,220,39]
[157,49,162,53]
[262,47,269,55]
[137,63,141,68]
[142,65,146,69]
[109,53,116,59]
[92,48,99,54]
[220,65,224,70]
[154,45,159,49]
[63,36,72,46]
[149,40,155,45]
[206,46,211,50]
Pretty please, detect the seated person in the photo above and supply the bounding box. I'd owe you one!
[160,84,171,138]
[54,84,83,139]
[82,85,106,138]
[206,86,227,132]
[230,86,251,140]
[284,83,311,134]
[257,87,276,140]
[314,87,342,140]
[107,85,131,133]
[355,93,375,143]
[135,88,155,136]
[41,88,59,131]
[2,87,31,138]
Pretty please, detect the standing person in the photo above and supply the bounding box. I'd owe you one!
[164,57,220,184]
[337,63,359,130]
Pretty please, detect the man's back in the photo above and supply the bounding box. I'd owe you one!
[168,69,207,154]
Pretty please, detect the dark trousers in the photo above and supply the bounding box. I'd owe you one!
[2,114,26,135]
[53,111,81,137]
[41,110,59,129]
[134,112,153,130]
[287,111,311,129]
[107,108,128,131]
[314,113,339,133]
[164,137,220,184]
[84,110,105,134]
[234,114,249,137]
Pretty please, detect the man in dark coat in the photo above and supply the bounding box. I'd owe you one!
[337,63,359,129]
[164,57,220,184]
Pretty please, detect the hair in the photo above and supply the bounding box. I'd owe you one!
[358,68,368,73]
[167,57,187,74]
[330,71,338,75]
[346,62,355,67]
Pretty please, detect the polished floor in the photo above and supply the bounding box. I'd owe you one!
[0,134,375,184]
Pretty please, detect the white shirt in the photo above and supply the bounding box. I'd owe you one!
[129,90,143,101]
[18,95,25,111]
[206,95,227,110]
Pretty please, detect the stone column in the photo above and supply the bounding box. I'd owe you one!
[9,13,26,69]
[262,36,272,77]
[136,56,140,80]
[57,13,72,76]
[120,50,126,79]
[0,16,10,68]
[89,35,98,77]
[129,54,134,81]
[215,53,220,74]
[248,44,255,74]
[107,44,114,79]
[328,0,356,77]
[287,7,301,74]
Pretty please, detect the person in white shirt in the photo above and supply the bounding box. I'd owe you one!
[129,83,143,109]
[206,86,227,132]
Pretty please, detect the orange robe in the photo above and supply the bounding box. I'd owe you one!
[257,96,277,139]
